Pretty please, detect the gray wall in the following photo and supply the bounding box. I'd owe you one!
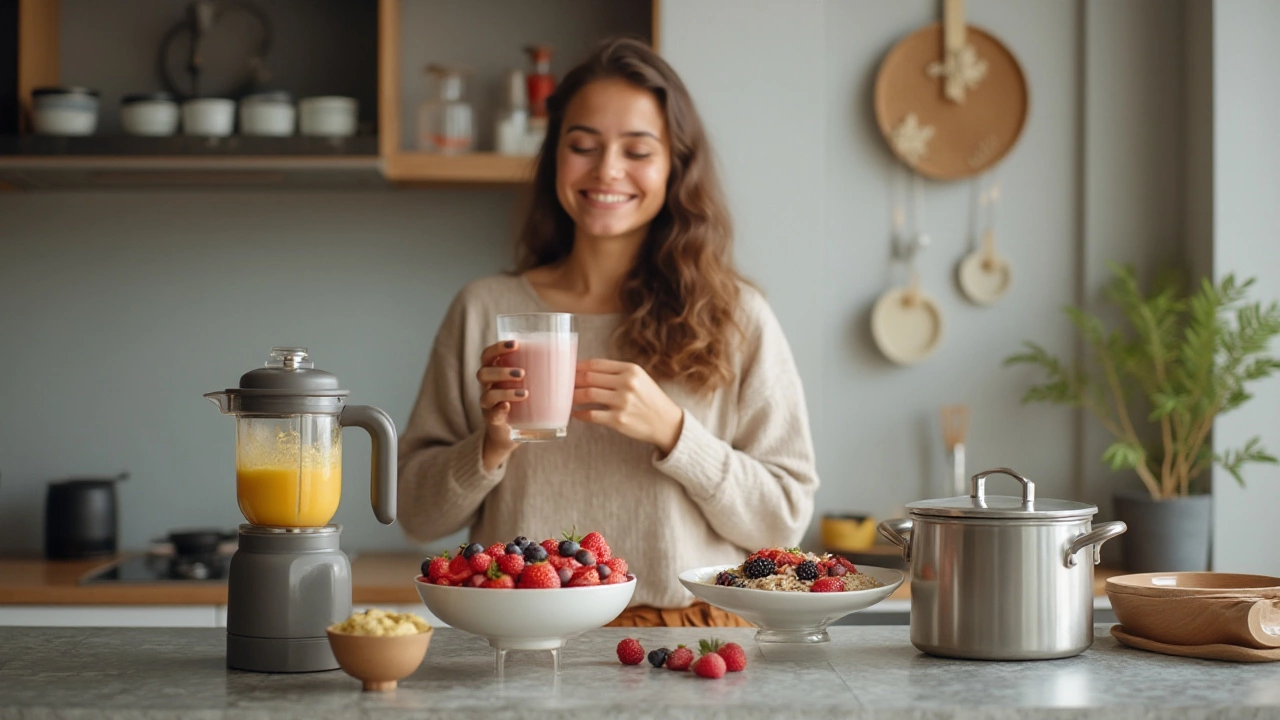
[4,0,1266,561]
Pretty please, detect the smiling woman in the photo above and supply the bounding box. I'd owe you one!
[396,38,821,627]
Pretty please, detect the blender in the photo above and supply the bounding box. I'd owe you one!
[205,347,397,673]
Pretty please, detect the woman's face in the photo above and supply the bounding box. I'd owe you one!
[556,78,671,245]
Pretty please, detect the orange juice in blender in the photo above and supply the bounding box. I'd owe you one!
[235,415,342,527]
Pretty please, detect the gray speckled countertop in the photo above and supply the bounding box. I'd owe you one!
[0,625,1278,719]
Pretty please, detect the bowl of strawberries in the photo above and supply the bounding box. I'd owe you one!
[679,547,904,644]
[414,531,635,654]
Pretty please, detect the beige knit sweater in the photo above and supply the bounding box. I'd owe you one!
[396,273,819,608]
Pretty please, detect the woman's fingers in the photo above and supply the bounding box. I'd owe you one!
[480,339,519,366]
[481,387,528,410]
[477,366,524,384]
[573,386,619,406]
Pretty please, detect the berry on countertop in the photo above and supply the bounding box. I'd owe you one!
[468,552,493,574]
[580,531,612,562]
[647,647,670,668]
[496,552,525,577]
[693,651,727,679]
[617,638,645,665]
[462,543,484,559]
[717,641,747,672]
[486,543,507,557]
[811,577,846,593]
[743,557,776,579]
[795,560,819,581]
[575,548,596,566]
[524,543,549,563]
[517,562,561,589]
[666,645,694,671]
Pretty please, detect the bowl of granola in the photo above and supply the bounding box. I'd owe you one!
[679,548,904,644]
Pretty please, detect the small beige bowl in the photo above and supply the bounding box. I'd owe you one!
[1106,572,1280,649]
[326,626,433,691]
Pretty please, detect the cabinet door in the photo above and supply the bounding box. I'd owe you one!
[0,605,220,627]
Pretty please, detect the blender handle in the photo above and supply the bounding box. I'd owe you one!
[339,405,398,525]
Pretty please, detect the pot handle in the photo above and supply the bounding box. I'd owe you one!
[972,467,1034,505]
[1064,521,1127,568]
[877,518,914,562]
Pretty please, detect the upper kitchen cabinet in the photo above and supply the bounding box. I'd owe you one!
[379,0,656,185]
[1,0,382,189]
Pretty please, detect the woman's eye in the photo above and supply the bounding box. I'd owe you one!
[569,145,595,154]
[626,152,652,160]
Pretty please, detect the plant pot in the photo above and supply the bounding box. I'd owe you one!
[1112,491,1212,573]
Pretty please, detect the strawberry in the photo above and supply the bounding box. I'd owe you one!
[482,564,515,589]
[811,577,846,592]
[448,555,473,584]
[469,552,493,574]
[433,577,453,586]
[692,651,727,679]
[835,555,858,573]
[716,641,747,672]
[603,568,629,584]
[547,554,581,572]
[665,645,693,671]
[616,638,645,665]
[426,553,451,582]
[496,552,525,577]
[541,538,561,557]
[466,573,487,587]
[580,531,612,562]
[486,543,508,558]
[604,557,628,576]
[566,566,600,587]
[517,562,561,589]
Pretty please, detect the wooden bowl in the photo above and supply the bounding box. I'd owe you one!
[1106,572,1280,649]
[326,626,433,691]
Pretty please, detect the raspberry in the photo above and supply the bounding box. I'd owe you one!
[616,638,645,665]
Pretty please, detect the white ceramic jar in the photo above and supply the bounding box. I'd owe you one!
[298,96,357,137]
[239,91,296,137]
[182,98,236,137]
[120,93,179,136]
[31,87,99,136]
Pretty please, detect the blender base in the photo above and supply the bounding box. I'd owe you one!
[227,632,338,673]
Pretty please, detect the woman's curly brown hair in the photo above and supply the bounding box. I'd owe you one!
[516,37,745,391]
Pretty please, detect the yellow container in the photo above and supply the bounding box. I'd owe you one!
[821,513,878,552]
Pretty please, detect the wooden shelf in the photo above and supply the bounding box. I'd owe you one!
[0,154,385,190]
[384,152,535,184]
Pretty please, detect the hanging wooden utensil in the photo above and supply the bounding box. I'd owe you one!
[874,0,1028,181]
[958,180,1012,304]
[872,173,944,365]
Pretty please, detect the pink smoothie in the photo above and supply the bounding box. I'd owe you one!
[503,332,579,431]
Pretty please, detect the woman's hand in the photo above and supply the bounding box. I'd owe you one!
[477,340,527,472]
[572,358,684,455]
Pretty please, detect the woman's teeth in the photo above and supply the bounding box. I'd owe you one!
[586,192,630,204]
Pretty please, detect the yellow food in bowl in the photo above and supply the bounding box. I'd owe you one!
[330,608,431,637]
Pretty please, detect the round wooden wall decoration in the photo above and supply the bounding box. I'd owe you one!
[874,22,1028,181]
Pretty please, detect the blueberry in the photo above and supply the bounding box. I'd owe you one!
[524,544,548,563]
[597,563,612,579]
[420,559,432,577]
[575,549,596,566]
[513,536,530,549]
[557,567,573,584]
[505,542,522,556]
[648,648,670,668]
[559,540,580,557]
[463,543,484,559]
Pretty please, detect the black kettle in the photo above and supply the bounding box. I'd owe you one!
[44,472,128,560]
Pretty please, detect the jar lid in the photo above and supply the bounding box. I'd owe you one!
[33,86,99,97]
[204,347,348,415]
[122,92,176,104]
[906,468,1098,520]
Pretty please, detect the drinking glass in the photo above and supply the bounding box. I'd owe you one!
[496,313,578,442]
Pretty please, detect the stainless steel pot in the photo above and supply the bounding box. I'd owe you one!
[877,467,1126,660]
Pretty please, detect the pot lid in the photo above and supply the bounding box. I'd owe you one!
[907,467,1097,520]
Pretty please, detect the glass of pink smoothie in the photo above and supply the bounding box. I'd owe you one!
[496,313,578,442]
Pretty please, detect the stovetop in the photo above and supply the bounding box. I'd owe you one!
[80,553,232,584]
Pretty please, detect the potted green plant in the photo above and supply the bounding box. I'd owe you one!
[1004,263,1280,572]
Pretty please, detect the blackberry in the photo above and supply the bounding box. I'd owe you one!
[559,540,580,557]
[743,557,776,579]
[795,560,819,581]
[524,544,548,563]
[648,648,670,668]
[715,570,745,587]
[463,543,484,559]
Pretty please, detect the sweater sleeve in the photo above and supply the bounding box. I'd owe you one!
[652,294,820,550]
[396,291,506,544]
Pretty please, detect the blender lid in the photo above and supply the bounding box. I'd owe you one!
[206,347,349,415]
[238,347,343,392]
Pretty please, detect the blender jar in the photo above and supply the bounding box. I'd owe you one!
[235,413,341,527]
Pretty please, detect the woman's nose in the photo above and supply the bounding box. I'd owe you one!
[595,148,625,180]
